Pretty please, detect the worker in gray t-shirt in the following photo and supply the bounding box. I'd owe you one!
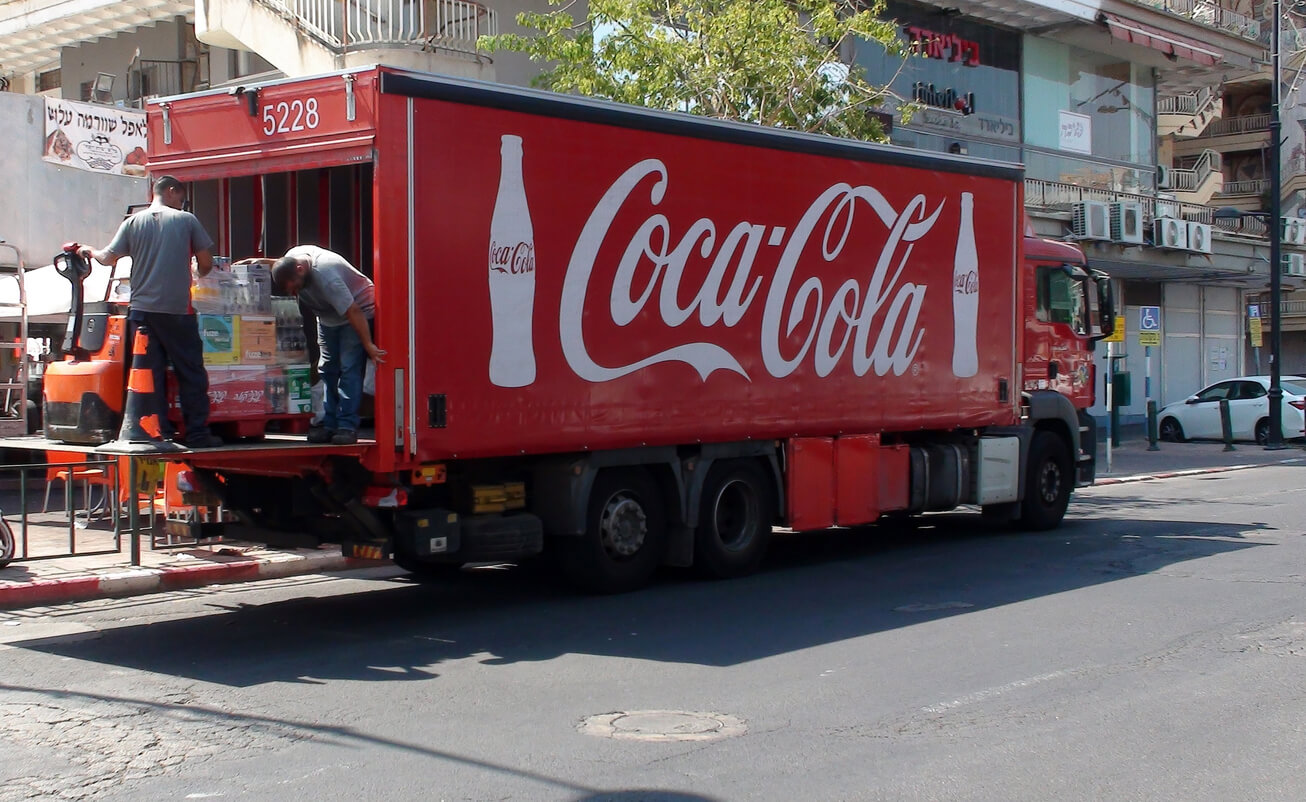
[272,245,386,445]
[79,175,223,449]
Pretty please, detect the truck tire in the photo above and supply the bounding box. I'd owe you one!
[1020,431,1072,531]
[560,468,667,594]
[0,515,13,568]
[694,460,775,579]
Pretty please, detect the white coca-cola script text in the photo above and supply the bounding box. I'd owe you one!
[560,159,947,382]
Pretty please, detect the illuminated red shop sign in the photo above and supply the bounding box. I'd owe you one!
[904,26,982,67]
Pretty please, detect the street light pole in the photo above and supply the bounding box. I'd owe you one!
[1268,0,1285,449]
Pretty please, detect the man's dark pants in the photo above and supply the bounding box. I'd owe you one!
[127,310,213,442]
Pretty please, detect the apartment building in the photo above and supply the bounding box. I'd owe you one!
[857,0,1287,430]
[0,0,1293,426]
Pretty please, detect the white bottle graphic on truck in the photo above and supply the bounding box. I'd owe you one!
[488,134,537,388]
[952,191,979,378]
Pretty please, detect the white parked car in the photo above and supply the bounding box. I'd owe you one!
[1158,375,1306,444]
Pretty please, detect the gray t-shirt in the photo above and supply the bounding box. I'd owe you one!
[285,245,375,327]
[108,205,214,315]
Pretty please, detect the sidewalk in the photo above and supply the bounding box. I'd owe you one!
[2,439,1304,610]
[1093,439,1306,485]
[0,506,381,608]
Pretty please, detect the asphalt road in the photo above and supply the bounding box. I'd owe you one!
[3,465,1306,801]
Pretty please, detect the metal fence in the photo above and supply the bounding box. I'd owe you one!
[0,456,122,563]
[260,0,497,55]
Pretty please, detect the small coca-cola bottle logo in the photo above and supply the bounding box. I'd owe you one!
[953,269,977,294]
[490,241,536,275]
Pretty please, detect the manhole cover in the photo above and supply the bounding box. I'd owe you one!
[579,710,747,742]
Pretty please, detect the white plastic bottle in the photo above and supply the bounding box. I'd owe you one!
[487,134,537,388]
[952,191,979,378]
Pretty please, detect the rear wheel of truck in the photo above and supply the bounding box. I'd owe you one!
[560,468,667,594]
[1020,431,1072,531]
[694,460,775,579]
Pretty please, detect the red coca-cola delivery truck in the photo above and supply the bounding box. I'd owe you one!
[75,66,1117,591]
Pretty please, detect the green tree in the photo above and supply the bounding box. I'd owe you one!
[480,0,909,142]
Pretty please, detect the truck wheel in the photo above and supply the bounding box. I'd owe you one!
[1020,431,1072,531]
[694,460,775,579]
[560,468,667,594]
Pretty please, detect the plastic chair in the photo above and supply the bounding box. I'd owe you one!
[44,450,115,515]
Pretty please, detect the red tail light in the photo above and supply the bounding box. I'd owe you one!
[1290,400,1305,411]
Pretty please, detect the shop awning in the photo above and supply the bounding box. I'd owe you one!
[1098,12,1222,67]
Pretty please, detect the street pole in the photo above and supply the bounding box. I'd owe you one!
[1268,0,1285,450]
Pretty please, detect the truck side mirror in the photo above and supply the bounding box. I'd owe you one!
[1093,272,1116,341]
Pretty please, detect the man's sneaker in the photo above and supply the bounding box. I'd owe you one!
[331,430,358,445]
[307,426,334,444]
[183,433,224,449]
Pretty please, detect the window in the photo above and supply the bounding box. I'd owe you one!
[37,69,61,92]
[1196,383,1235,402]
[1236,381,1267,399]
[1036,266,1089,336]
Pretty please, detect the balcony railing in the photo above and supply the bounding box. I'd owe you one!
[1220,178,1269,196]
[1198,112,1271,137]
[1136,0,1260,40]
[1168,148,1222,193]
[127,58,199,107]
[1024,177,1270,236]
[259,0,497,56]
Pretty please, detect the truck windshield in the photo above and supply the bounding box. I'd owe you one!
[1036,266,1091,336]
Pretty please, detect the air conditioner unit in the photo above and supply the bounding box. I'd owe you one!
[1284,253,1306,277]
[1154,216,1188,249]
[1156,165,1173,190]
[1110,201,1145,244]
[1072,201,1111,240]
[1187,221,1212,254]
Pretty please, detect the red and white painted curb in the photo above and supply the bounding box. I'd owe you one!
[0,551,374,609]
[1096,457,1304,486]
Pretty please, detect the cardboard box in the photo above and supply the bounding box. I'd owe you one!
[238,315,277,364]
[285,363,312,414]
[198,314,238,365]
[210,366,269,418]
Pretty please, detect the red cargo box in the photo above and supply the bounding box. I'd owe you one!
[168,366,270,421]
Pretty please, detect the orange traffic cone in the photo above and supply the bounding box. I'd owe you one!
[96,325,182,454]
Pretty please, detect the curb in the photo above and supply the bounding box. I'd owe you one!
[0,550,372,610]
[1095,456,1304,486]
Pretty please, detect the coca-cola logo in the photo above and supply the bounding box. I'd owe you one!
[490,241,536,275]
[560,159,949,383]
[954,270,978,294]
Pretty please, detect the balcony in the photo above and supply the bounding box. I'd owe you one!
[1172,112,1271,160]
[1133,0,1262,41]
[1024,177,1269,237]
[199,0,498,79]
[1157,86,1222,137]
[0,0,193,76]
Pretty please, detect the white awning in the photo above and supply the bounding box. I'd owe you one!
[0,258,131,324]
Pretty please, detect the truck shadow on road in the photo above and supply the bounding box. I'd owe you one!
[9,512,1272,687]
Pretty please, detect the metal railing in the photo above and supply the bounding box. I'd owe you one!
[1219,178,1269,196]
[1024,177,1270,236]
[1169,148,1223,193]
[0,457,122,564]
[1199,112,1271,138]
[258,0,497,56]
[127,59,199,107]
[1136,0,1261,40]
[1282,300,1306,315]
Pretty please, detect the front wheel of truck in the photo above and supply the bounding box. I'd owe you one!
[559,468,667,594]
[1019,431,1072,531]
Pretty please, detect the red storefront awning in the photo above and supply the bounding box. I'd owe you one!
[1098,12,1222,67]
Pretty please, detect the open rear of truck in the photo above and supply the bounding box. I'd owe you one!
[139,67,1059,589]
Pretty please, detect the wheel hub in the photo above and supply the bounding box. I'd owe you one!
[599,494,647,558]
[713,480,758,551]
[1039,462,1062,503]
